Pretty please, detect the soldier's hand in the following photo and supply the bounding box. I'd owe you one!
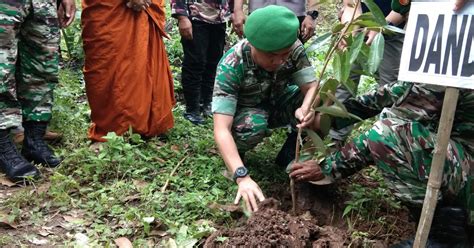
[295,107,315,129]
[289,160,324,182]
[232,10,246,38]
[365,30,379,45]
[300,16,315,42]
[234,176,265,213]
[178,16,193,40]
[58,0,76,28]
[126,0,151,12]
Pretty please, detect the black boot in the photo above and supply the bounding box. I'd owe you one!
[200,103,212,119]
[391,207,472,248]
[275,131,298,167]
[0,129,40,182]
[22,121,61,167]
[183,112,205,125]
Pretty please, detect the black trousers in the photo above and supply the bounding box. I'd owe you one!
[180,20,226,113]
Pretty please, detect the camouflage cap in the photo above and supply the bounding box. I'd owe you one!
[244,5,299,52]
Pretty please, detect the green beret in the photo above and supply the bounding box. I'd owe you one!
[391,0,411,15]
[244,5,300,52]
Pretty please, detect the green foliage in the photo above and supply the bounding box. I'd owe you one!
[343,166,401,222]
[61,10,84,65]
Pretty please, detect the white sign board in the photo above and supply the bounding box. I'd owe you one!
[399,0,474,89]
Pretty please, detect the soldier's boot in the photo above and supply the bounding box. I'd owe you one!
[21,121,61,167]
[391,207,472,248]
[0,129,40,182]
[275,131,298,167]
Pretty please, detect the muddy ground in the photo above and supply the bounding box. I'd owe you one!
[205,180,416,248]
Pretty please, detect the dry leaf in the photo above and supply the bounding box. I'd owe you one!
[0,213,17,229]
[63,215,85,225]
[38,230,51,237]
[115,237,133,248]
[208,203,242,213]
[37,182,51,194]
[132,179,148,191]
[170,145,179,151]
[0,176,16,187]
[149,230,168,237]
[29,238,49,245]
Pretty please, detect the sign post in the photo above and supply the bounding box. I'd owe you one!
[398,1,474,247]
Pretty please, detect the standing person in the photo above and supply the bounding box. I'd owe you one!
[171,0,230,125]
[232,0,320,43]
[0,0,75,182]
[82,0,176,144]
[213,6,320,213]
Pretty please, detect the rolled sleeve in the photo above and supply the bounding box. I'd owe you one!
[212,97,237,115]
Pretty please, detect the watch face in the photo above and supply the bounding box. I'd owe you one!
[236,167,248,177]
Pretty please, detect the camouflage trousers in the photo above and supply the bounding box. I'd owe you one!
[333,118,471,208]
[0,0,60,130]
[232,85,304,153]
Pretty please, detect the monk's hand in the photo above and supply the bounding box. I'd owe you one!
[300,16,315,42]
[177,16,193,40]
[289,160,324,182]
[58,0,76,28]
[295,107,315,129]
[234,176,265,213]
[232,10,246,38]
[126,0,151,12]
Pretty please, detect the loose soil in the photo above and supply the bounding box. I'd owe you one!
[205,177,416,248]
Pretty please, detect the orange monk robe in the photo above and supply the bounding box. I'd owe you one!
[81,0,175,142]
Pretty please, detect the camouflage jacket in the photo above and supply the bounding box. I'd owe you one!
[212,39,317,116]
[326,82,474,178]
[170,0,231,24]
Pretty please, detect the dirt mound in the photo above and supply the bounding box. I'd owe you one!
[205,198,347,247]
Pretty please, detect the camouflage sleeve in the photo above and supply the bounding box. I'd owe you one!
[290,43,317,87]
[212,47,244,116]
[333,81,412,129]
[171,0,188,17]
[321,131,373,179]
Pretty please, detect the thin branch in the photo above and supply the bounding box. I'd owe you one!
[161,155,188,193]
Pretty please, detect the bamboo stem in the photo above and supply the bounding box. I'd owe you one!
[413,88,459,247]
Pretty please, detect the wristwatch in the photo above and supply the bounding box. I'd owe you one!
[306,10,319,20]
[233,166,249,182]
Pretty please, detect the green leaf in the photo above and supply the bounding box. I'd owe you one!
[367,32,385,75]
[332,23,346,33]
[315,105,350,118]
[332,52,350,83]
[383,24,405,35]
[352,19,381,28]
[362,0,387,25]
[325,92,348,112]
[341,78,357,97]
[305,129,327,154]
[343,205,353,217]
[319,79,340,102]
[306,32,332,53]
[350,32,365,64]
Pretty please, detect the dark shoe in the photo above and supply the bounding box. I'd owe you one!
[183,112,205,125]
[200,104,212,118]
[22,121,61,167]
[391,207,472,248]
[275,131,298,167]
[0,129,40,182]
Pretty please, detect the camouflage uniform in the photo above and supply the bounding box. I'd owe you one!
[0,1,60,130]
[212,39,317,152]
[319,82,473,217]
